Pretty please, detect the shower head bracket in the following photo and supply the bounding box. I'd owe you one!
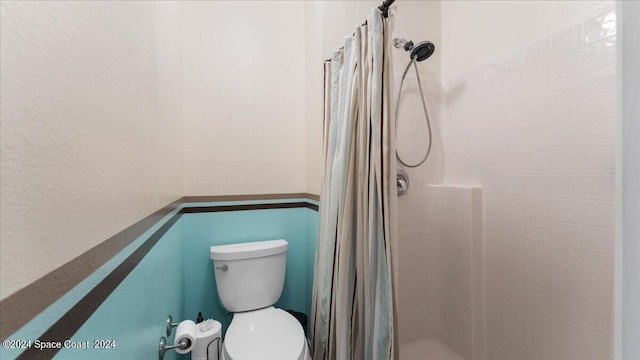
[403,41,414,52]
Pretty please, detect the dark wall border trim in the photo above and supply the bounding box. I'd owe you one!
[183,193,320,203]
[1,193,319,359]
[16,213,184,360]
[181,202,318,213]
[0,200,182,341]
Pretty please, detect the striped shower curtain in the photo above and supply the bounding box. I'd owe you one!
[311,8,398,360]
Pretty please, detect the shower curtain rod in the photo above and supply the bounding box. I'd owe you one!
[379,0,396,18]
[324,0,395,60]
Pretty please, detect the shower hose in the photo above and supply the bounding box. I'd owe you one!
[395,58,433,168]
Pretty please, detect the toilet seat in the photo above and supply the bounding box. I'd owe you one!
[223,307,308,360]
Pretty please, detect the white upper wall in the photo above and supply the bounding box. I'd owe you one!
[441,0,615,79]
[181,1,306,196]
[303,1,324,195]
[0,1,183,300]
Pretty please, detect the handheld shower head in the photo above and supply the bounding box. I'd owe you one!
[410,41,435,62]
[393,38,435,62]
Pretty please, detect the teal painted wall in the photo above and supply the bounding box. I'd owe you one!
[305,208,319,319]
[42,205,318,359]
[182,208,318,334]
[54,219,185,360]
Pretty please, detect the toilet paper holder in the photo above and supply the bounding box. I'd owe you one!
[158,336,190,360]
[165,315,180,336]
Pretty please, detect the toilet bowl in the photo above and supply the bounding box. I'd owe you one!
[210,239,311,360]
[222,307,310,360]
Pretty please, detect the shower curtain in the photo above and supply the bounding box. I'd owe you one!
[311,8,398,360]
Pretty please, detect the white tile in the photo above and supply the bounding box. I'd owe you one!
[549,291,583,324]
[499,48,526,71]
[486,213,507,234]
[524,196,555,220]
[549,147,615,174]
[525,262,553,289]
[552,23,584,56]
[582,302,612,335]
[421,204,440,223]
[520,82,553,110]
[525,38,552,65]
[580,146,616,174]
[550,62,616,103]
[500,89,526,114]
[549,338,590,360]
[584,36,617,70]
[483,175,526,195]
[487,194,526,216]
[522,152,556,175]
[500,68,525,94]
[579,250,614,282]
[581,174,615,200]
[443,208,471,234]
[573,226,615,255]
[525,305,550,334]
[431,15,619,359]
[440,189,465,210]
[580,200,615,227]
[525,218,565,247]
[485,232,505,253]
[525,240,554,268]
[549,70,586,103]
[524,60,551,87]
[580,276,613,308]
[507,126,542,149]
[567,92,617,124]
[584,9,617,45]
[504,252,526,280]
[552,245,584,274]
[534,91,616,129]
[582,327,612,359]
[523,325,550,359]
[487,249,502,273]
[551,268,585,298]
[525,283,551,311]
[551,120,615,150]
[486,232,527,259]
[549,198,584,224]
[549,315,584,352]
[582,63,617,96]
[552,47,584,79]
[524,175,583,198]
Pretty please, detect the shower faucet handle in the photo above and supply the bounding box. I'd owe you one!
[397,169,410,196]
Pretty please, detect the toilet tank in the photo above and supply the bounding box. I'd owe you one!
[210,239,288,312]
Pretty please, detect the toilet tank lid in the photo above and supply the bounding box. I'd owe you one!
[210,239,288,261]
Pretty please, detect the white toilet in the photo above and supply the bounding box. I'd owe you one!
[210,239,311,360]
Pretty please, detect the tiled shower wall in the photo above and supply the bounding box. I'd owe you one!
[443,6,617,360]
[396,70,483,359]
[398,186,483,360]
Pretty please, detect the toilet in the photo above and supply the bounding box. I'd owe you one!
[210,239,311,360]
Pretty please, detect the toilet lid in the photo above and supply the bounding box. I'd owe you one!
[224,307,305,360]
